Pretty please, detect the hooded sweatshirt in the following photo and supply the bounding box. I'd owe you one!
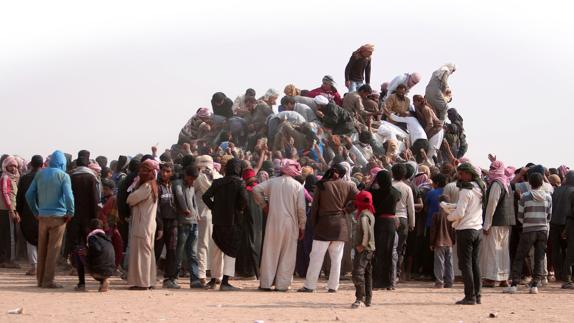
[551,171,574,225]
[25,150,75,217]
[518,188,552,232]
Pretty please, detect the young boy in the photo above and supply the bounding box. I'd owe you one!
[430,194,456,288]
[86,218,116,292]
[352,191,376,308]
[174,165,202,288]
[504,173,552,294]
[156,163,180,289]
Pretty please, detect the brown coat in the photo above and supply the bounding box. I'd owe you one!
[311,180,358,241]
[429,210,456,248]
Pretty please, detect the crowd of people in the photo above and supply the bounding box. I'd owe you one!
[1,44,573,308]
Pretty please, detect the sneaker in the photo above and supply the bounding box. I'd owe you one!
[219,283,240,291]
[529,286,539,294]
[434,282,444,289]
[297,287,314,293]
[444,283,453,288]
[162,280,181,289]
[351,300,364,309]
[503,286,517,294]
[25,267,36,276]
[327,289,337,293]
[562,282,574,289]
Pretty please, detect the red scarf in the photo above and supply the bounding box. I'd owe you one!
[354,191,375,220]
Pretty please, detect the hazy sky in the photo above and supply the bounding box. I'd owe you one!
[1,0,573,168]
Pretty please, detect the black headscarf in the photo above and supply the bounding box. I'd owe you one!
[304,175,318,193]
[225,158,242,177]
[316,164,347,190]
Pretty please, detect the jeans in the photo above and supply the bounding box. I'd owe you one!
[347,81,364,92]
[396,217,408,279]
[456,229,482,301]
[352,250,373,304]
[176,223,199,282]
[154,219,178,281]
[434,246,453,285]
[511,230,547,287]
[549,223,567,279]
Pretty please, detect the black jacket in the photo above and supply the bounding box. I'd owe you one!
[202,176,248,226]
[16,171,39,245]
[320,103,355,135]
[86,231,116,277]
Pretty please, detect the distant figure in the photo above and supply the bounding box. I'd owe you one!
[211,92,234,119]
[0,155,21,269]
[345,44,374,92]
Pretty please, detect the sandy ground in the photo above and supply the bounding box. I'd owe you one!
[1,267,573,323]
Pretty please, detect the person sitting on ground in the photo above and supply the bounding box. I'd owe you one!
[85,218,115,292]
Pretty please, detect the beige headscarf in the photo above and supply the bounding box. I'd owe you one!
[284,84,301,97]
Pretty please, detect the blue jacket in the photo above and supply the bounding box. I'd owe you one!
[25,150,75,217]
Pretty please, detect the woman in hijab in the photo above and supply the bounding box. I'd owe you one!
[0,156,21,268]
[298,164,358,293]
[296,175,318,277]
[235,169,263,279]
[369,170,402,289]
[126,159,159,290]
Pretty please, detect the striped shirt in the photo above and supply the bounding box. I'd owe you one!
[517,190,552,232]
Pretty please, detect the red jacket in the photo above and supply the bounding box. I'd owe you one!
[306,87,343,106]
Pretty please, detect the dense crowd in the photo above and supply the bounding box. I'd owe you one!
[2,44,574,308]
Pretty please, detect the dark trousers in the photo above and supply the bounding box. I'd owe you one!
[154,219,178,281]
[510,224,532,278]
[176,223,199,282]
[373,217,396,288]
[456,229,482,301]
[562,222,574,282]
[0,210,14,263]
[352,250,373,304]
[511,230,547,286]
[396,217,408,278]
[549,224,567,280]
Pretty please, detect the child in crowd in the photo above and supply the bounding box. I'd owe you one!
[430,195,456,288]
[352,191,376,308]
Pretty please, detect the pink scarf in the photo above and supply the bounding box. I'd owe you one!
[488,160,510,192]
[280,159,302,177]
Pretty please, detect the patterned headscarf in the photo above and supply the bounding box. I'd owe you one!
[488,160,510,192]
[280,159,302,177]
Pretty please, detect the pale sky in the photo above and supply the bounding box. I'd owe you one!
[1,0,573,168]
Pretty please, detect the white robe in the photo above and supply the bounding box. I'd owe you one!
[253,176,306,290]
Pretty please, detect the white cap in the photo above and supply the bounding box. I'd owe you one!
[313,95,329,105]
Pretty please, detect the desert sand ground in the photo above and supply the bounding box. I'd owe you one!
[1,267,573,323]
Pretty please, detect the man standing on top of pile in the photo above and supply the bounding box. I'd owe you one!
[345,44,374,92]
